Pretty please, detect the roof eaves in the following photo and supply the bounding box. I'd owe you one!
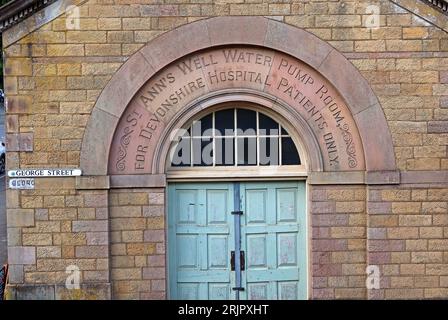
[0,0,57,32]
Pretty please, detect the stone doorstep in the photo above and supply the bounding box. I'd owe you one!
[5,283,111,300]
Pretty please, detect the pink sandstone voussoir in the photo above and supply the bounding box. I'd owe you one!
[207,16,269,46]
[318,49,378,114]
[264,19,333,70]
[354,104,397,171]
[96,52,156,119]
[140,19,211,72]
[81,108,118,175]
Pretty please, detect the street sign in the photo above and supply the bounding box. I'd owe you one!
[7,168,82,178]
[9,178,35,189]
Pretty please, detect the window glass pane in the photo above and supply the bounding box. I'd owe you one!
[259,137,279,166]
[192,138,213,166]
[171,137,191,167]
[237,137,257,165]
[237,109,256,136]
[215,109,234,136]
[259,113,279,136]
[215,137,235,166]
[192,113,213,137]
[170,108,302,168]
[281,137,300,165]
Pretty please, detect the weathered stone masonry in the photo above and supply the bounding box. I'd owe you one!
[1,0,448,299]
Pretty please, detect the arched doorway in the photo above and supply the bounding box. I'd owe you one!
[78,16,398,300]
[166,105,307,299]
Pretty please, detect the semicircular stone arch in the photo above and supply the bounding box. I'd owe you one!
[80,16,396,177]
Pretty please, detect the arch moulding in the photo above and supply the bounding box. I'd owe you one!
[79,16,398,186]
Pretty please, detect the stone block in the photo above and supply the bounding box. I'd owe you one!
[7,209,35,227]
[76,207,96,221]
[8,246,36,264]
[86,232,108,245]
[122,231,144,243]
[147,255,165,267]
[367,202,392,214]
[75,245,109,258]
[428,121,448,133]
[127,243,156,256]
[22,234,53,246]
[387,227,419,239]
[112,256,135,268]
[98,18,121,30]
[111,268,142,280]
[4,58,32,76]
[368,240,404,252]
[83,193,108,207]
[47,44,84,56]
[6,96,32,114]
[13,285,55,300]
[143,206,164,217]
[111,218,146,231]
[72,220,108,232]
[147,217,164,229]
[8,265,24,284]
[411,252,443,263]
[55,284,111,300]
[406,239,428,251]
[330,227,365,239]
[59,233,87,245]
[66,31,107,43]
[110,206,141,218]
[49,208,77,220]
[144,230,165,242]
[37,246,62,258]
[142,267,165,280]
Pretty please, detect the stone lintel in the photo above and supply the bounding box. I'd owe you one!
[365,170,401,185]
[401,170,448,184]
[308,171,365,185]
[309,170,402,185]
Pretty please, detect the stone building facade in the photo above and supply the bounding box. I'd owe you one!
[0,0,447,299]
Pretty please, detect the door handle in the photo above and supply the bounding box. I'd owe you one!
[230,251,245,271]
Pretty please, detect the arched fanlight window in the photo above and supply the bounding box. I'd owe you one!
[169,108,301,167]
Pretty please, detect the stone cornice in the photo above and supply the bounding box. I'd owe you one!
[0,0,56,32]
[390,0,448,32]
[422,0,448,14]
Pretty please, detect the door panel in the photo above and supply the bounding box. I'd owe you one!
[168,181,307,300]
[169,183,234,300]
[240,182,306,300]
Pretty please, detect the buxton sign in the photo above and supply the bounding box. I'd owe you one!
[9,178,35,189]
[109,46,365,174]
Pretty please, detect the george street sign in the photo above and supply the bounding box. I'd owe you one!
[8,168,82,178]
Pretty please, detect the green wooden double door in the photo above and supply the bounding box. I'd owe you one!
[168,181,307,300]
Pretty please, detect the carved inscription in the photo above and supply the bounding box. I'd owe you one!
[109,47,365,174]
